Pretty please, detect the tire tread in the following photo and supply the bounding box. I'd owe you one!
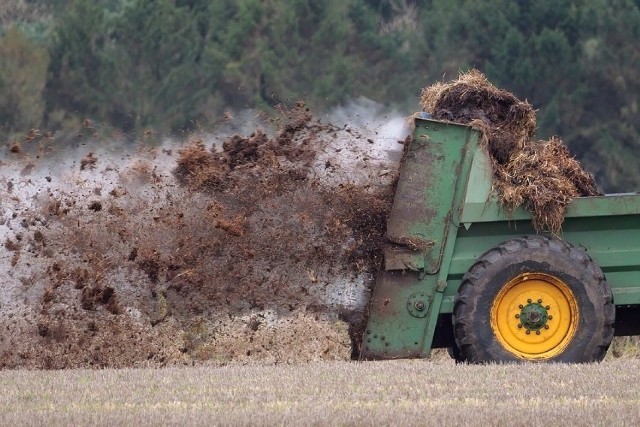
[452,235,614,363]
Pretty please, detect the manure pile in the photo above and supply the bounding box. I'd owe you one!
[0,103,405,368]
[421,70,600,232]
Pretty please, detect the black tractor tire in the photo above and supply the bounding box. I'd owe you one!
[447,343,464,363]
[452,235,615,363]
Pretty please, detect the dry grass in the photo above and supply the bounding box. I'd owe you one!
[0,359,639,426]
[608,336,640,359]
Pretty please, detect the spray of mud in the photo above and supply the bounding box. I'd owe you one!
[0,100,408,368]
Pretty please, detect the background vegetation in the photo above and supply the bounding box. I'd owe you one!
[1,0,639,191]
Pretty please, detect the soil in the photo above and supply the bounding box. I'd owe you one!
[0,103,405,368]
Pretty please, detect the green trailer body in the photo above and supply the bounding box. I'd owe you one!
[361,117,640,362]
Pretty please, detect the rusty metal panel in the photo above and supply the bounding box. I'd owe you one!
[362,118,481,359]
[360,270,437,359]
[386,120,477,273]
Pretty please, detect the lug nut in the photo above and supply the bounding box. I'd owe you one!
[517,324,522,328]
[519,304,524,309]
[527,299,532,303]
[548,315,553,320]
[545,306,550,310]
[526,330,531,335]
[536,331,541,335]
[544,325,550,329]
[515,314,520,319]
[537,299,542,303]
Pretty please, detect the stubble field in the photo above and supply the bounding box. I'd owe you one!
[1,358,640,426]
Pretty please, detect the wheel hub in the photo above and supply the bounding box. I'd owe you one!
[519,301,548,331]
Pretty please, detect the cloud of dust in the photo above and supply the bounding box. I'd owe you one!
[0,99,410,368]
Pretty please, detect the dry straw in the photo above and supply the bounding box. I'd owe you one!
[420,70,600,233]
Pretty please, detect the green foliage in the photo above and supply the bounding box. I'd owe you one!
[46,0,219,133]
[3,0,640,190]
[0,25,49,135]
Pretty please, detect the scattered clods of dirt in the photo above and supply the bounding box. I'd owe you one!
[421,70,600,233]
[80,285,120,314]
[4,238,19,251]
[80,152,97,171]
[0,102,403,368]
[88,201,102,212]
[222,130,269,169]
[174,142,228,192]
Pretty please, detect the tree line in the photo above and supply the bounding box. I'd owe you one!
[1,0,639,191]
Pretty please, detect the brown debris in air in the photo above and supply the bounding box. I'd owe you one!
[174,141,228,192]
[421,70,601,233]
[174,102,325,194]
[0,100,399,368]
[9,141,22,154]
[80,152,97,171]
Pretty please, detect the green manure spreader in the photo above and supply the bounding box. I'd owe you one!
[361,116,640,363]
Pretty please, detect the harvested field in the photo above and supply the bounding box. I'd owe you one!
[0,101,407,368]
[1,359,640,425]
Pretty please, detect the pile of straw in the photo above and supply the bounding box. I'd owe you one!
[420,70,600,233]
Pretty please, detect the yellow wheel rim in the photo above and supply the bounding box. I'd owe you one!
[490,272,579,360]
